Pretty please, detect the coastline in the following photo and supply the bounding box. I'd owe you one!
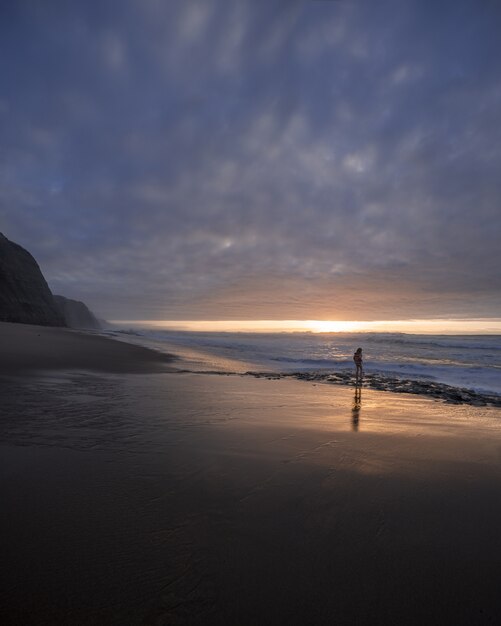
[247,370,501,407]
[1,321,499,409]
[2,321,501,623]
[104,327,501,408]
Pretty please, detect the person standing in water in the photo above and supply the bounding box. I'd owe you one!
[353,347,363,383]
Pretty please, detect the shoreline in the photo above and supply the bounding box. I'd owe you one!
[3,323,501,624]
[172,367,501,408]
[1,321,499,408]
[245,370,501,408]
[106,328,501,408]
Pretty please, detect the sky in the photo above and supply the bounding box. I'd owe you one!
[1,0,501,325]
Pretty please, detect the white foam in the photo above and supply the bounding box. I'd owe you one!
[111,328,501,395]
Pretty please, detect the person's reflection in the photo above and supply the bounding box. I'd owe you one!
[352,384,362,431]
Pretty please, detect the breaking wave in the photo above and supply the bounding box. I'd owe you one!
[108,328,501,396]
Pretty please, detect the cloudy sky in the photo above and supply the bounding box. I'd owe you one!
[1,0,500,322]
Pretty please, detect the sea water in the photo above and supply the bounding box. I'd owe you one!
[109,329,501,396]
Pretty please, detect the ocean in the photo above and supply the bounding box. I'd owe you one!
[108,328,501,396]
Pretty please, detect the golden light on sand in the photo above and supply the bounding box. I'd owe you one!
[112,318,501,334]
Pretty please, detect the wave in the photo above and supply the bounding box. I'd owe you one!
[111,327,501,395]
[363,333,501,351]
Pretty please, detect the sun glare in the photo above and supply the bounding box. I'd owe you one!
[304,321,363,333]
[112,318,501,334]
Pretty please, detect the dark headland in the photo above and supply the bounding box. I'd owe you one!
[0,232,102,330]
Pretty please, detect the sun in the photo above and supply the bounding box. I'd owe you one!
[305,320,363,333]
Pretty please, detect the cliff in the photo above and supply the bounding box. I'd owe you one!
[0,233,66,326]
[54,295,101,330]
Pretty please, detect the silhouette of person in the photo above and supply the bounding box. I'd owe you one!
[353,347,363,383]
[352,385,362,431]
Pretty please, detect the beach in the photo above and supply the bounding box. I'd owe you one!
[0,322,176,375]
[2,323,501,625]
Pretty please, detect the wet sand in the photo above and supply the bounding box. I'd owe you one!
[2,358,501,625]
[0,321,175,374]
[251,369,501,407]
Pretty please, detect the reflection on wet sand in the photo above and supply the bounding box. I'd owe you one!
[3,373,501,625]
[352,384,362,431]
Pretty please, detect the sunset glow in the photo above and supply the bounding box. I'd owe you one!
[113,319,501,334]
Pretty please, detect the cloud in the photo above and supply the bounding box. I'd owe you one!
[1,0,500,320]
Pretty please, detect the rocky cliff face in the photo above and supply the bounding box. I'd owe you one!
[54,295,101,330]
[0,233,66,326]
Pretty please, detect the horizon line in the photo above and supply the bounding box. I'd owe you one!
[109,319,501,334]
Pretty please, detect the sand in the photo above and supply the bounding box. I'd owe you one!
[1,322,501,625]
[0,321,175,374]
